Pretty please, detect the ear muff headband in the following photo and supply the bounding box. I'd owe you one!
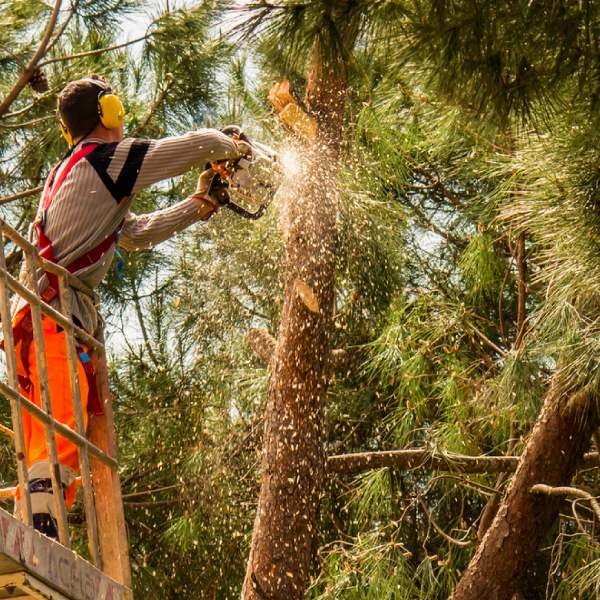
[58,78,125,146]
[59,118,74,146]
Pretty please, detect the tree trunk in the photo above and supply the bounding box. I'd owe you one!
[241,52,347,599]
[452,383,599,600]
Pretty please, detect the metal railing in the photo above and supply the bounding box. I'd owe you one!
[0,219,130,588]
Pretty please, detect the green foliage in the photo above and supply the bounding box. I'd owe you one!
[459,231,505,303]
[403,0,600,126]
[563,553,600,599]
[144,3,230,128]
[309,530,417,599]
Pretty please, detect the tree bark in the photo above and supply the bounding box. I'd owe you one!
[451,383,599,600]
[241,51,348,599]
[246,328,347,371]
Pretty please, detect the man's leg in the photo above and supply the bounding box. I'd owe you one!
[20,316,89,539]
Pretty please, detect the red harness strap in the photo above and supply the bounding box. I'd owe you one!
[37,142,118,303]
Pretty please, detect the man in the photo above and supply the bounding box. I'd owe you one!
[12,74,248,539]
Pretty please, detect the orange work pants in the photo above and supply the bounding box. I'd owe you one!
[15,313,89,508]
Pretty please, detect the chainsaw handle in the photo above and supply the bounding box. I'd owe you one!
[206,171,231,206]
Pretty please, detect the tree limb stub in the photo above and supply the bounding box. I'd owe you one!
[246,328,346,369]
[327,449,600,476]
[245,329,276,366]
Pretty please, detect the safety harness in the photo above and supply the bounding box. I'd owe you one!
[36,142,119,304]
[9,142,120,415]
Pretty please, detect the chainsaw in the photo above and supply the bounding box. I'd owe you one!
[208,126,280,220]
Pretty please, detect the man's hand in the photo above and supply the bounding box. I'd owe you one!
[196,168,216,197]
[220,125,253,159]
[235,139,252,159]
[191,168,222,220]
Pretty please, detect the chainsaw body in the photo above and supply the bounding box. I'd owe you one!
[209,128,280,219]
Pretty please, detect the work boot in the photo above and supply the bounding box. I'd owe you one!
[32,513,58,540]
[28,477,63,541]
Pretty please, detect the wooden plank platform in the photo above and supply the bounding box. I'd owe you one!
[0,572,70,599]
[0,509,130,600]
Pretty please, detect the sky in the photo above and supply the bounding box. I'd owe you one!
[120,0,189,43]
[120,0,251,42]
[119,0,167,43]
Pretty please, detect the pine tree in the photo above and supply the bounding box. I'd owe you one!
[397,2,600,597]
[232,3,410,597]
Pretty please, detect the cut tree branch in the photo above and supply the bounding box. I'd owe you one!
[0,0,62,118]
[327,449,600,476]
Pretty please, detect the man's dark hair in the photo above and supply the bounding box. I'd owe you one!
[57,75,111,139]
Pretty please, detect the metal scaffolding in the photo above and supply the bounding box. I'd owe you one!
[0,218,131,598]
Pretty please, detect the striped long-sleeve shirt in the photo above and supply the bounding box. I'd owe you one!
[16,129,239,334]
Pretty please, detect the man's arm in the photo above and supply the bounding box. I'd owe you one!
[119,183,218,251]
[105,129,239,197]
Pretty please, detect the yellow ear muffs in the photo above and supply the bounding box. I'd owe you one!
[59,118,74,146]
[98,93,125,130]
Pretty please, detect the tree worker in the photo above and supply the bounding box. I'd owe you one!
[10,74,249,539]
